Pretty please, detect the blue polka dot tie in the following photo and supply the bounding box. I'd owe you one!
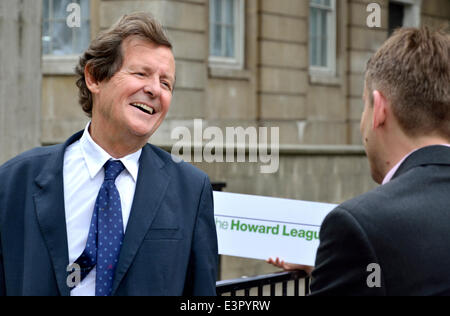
[74,160,125,296]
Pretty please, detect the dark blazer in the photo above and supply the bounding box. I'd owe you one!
[311,145,450,296]
[0,131,218,296]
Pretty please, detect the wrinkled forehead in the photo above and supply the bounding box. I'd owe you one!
[121,35,173,59]
[121,35,175,79]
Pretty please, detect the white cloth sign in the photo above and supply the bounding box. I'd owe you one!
[213,192,336,266]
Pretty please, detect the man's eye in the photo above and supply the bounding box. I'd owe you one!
[135,73,145,77]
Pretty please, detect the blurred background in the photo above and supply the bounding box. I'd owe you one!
[0,0,449,281]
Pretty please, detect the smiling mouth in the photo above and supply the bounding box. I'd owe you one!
[130,103,155,115]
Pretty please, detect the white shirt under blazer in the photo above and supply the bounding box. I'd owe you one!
[63,123,141,296]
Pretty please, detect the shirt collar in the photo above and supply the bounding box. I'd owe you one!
[382,144,450,185]
[80,122,141,182]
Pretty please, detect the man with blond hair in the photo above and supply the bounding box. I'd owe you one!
[313,26,450,295]
[270,27,450,295]
[0,13,218,296]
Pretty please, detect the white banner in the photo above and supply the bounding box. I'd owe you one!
[213,192,336,266]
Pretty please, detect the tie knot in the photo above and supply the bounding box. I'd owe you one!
[104,160,125,181]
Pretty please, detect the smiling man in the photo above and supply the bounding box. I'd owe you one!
[0,13,218,296]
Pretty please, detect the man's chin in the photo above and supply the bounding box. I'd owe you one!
[128,123,160,140]
[126,113,165,141]
[369,164,385,184]
[129,128,153,140]
[372,172,383,185]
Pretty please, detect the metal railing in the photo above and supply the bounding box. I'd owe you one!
[216,271,310,296]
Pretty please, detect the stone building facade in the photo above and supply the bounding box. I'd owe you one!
[40,0,450,148]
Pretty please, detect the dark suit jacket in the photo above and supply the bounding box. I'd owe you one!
[311,145,450,296]
[0,131,218,296]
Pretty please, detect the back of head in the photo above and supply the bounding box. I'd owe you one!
[365,27,450,139]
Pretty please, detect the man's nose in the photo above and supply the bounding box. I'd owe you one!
[143,76,161,98]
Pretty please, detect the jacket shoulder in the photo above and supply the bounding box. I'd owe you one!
[0,145,62,174]
[337,184,391,218]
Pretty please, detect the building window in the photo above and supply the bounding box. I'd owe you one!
[42,0,91,56]
[389,0,422,36]
[309,0,336,76]
[389,2,405,35]
[209,0,245,69]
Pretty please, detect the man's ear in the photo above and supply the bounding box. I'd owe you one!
[372,90,387,130]
[84,64,100,94]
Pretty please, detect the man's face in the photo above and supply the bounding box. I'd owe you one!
[91,36,175,143]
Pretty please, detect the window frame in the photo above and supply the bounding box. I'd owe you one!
[390,0,422,29]
[208,0,245,70]
[42,0,91,57]
[308,0,337,78]
[42,0,93,75]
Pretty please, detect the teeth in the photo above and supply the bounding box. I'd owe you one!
[131,103,154,114]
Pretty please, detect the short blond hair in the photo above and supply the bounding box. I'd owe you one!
[365,27,450,138]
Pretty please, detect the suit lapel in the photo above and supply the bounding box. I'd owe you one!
[111,145,171,295]
[393,145,450,180]
[33,131,84,296]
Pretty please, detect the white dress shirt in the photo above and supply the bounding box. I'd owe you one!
[63,123,141,296]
